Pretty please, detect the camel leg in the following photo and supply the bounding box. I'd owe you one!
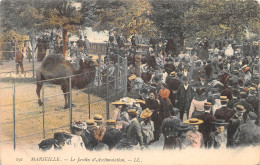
[36,83,43,106]
[61,82,69,109]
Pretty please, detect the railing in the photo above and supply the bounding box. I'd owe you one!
[0,54,128,150]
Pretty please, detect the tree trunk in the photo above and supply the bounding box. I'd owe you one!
[179,31,184,52]
[62,28,68,58]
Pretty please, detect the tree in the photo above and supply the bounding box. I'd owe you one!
[150,0,198,51]
[0,0,97,57]
[94,0,157,38]
[192,0,260,42]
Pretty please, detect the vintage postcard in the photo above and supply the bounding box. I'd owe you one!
[0,0,260,164]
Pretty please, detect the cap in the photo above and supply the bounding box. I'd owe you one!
[248,112,257,120]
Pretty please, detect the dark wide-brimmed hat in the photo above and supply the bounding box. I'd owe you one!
[184,118,203,125]
[211,119,229,126]
[176,123,193,131]
[54,132,67,143]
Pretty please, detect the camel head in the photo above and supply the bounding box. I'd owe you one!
[72,58,96,89]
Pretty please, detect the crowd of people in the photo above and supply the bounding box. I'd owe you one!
[38,35,260,151]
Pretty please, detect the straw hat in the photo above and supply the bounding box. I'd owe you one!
[135,99,146,104]
[220,96,229,102]
[234,105,246,113]
[184,118,203,125]
[128,74,137,80]
[86,119,97,127]
[169,71,177,77]
[128,109,137,114]
[111,101,126,105]
[93,114,103,123]
[106,119,117,125]
[140,108,153,119]
[204,102,212,107]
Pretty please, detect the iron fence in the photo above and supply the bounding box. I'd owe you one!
[0,55,128,150]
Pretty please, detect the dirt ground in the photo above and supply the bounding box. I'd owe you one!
[0,56,115,151]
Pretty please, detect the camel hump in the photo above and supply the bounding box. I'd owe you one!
[42,54,67,68]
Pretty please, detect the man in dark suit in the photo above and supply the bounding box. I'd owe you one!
[227,89,240,109]
[127,109,144,148]
[245,87,259,125]
[197,102,216,148]
[226,105,246,148]
[102,120,124,150]
[81,120,98,151]
[246,87,259,113]
[214,96,234,122]
[161,108,181,150]
[176,76,194,121]
[233,112,260,147]
[234,92,254,121]
[195,74,210,95]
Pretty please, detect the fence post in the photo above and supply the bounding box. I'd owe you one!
[124,59,128,97]
[88,92,91,119]
[31,38,35,79]
[42,82,45,139]
[116,52,120,90]
[98,55,101,87]
[12,81,16,150]
[106,54,110,120]
[69,76,72,131]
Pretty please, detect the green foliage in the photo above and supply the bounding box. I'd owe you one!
[94,0,157,38]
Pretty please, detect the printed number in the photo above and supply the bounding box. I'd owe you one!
[134,158,140,162]
[16,158,23,162]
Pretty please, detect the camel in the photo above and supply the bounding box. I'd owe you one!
[36,54,96,109]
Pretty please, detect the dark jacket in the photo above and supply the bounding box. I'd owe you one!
[233,121,260,146]
[127,118,143,146]
[81,129,97,151]
[102,128,123,150]
[161,116,181,137]
[227,114,244,147]
[227,98,239,109]
[234,100,254,121]
[176,84,194,112]
[16,51,24,63]
[165,76,181,91]
[197,112,216,144]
